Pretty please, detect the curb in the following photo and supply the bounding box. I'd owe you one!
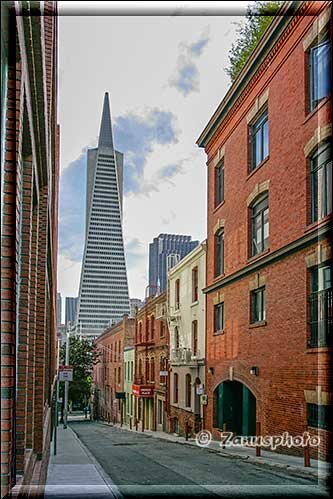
[102,422,328,484]
[69,425,123,499]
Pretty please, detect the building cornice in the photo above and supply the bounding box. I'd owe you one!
[196,1,311,149]
[204,223,331,294]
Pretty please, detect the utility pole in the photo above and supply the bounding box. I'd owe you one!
[63,328,70,429]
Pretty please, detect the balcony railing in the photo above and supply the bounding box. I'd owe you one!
[308,289,333,348]
[170,347,204,365]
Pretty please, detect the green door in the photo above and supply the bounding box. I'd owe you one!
[242,385,256,436]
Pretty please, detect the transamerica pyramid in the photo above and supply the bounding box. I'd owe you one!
[77,93,130,337]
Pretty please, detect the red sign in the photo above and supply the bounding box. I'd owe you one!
[132,384,154,397]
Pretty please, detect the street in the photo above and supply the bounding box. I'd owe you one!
[69,421,327,498]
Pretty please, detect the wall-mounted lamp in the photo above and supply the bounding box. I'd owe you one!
[208,367,214,375]
[250,366,259,376]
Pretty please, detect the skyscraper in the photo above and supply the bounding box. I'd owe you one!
[65,296,78,325]
[77,93,130,337]
[148,234,199,296]
[57,292,62,326]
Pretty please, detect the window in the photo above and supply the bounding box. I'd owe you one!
[160,356,167,383]
[192,320,198,356]
[251,287,266,323]
[214,302,224,332]
[138,322,142,343]
[160,320,165,338]
[192,266,198,302]
[310,143,332,223]
[118,367,121,383]
[309,34,331,111]
[151,315,155,340]
[175,279,180,309]
[215,230,224,276]
[215,160,224,206]
[149,358,155,383]
[250,193,269,257]
[173,373,178,403]
[308,264,332,347]
[174,326,180,349]
[138,358,142,376]
[185,374,191,408]
[158,399,163,425]
[250,108,269,170]
[307,403,333,431]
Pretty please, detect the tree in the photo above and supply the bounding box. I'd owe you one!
[226,1,281,83]
[60,336,100,409]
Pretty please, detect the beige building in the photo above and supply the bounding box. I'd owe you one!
[167,241,206,436]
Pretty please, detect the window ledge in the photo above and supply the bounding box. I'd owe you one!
[190,300,199,308]
[249,320,267,329]
[213,329,225,336]
[213,273,225,283]
[305,346,333,354]
[303,96,330,124]
[247,156,270,180]
[304,215,331,234]
[213,200,225,213]
[247,248,270,264]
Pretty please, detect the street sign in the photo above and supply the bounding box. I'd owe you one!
[115,392,126,399]
[58,365,73,382]
[159,370,168,377]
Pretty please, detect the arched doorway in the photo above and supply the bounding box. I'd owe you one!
[194,377,202,432]
[213,381,256,436]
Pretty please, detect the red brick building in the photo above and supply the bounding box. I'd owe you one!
[94,315,135,423]
[133,292,170,432]
[1,2,59,496]
[197,1,332,460]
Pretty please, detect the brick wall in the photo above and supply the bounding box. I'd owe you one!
[200,1,332,461]
[1,3,59,497]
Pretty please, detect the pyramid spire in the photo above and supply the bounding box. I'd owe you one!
[98,92,114,149]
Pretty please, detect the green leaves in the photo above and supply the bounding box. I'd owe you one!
[60,337,100,405]
[226,1,281,83]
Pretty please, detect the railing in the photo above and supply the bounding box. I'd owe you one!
[170,347,203,364]
[308,289,333,348]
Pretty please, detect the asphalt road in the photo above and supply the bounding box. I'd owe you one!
[70,421,328,498]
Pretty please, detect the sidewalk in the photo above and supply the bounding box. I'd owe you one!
[108,421,331,483]
[45,423,121,498]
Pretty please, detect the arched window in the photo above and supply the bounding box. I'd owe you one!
[151,315,155,340]
[150,357,155,382]
[192,320,198,356]
[174,326,180,349]
[250,193,269,257]
[173,373,178,403]
[138,358,142,376]
[185,374,191,408]
[215,229,224,276]
[310,142,332,222]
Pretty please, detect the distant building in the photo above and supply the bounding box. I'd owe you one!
[57,292,62,326]
[168,241,206,436]
[65,296,78,324]
[129,298,144,318]
[77,93,130,336]
[94,315,135,423]
[148,234,199,296]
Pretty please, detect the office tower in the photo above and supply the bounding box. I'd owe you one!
[148,234,199,295]
[77,93,130,337]
[65,296,78,324]
[57,292,62,326]
[129,298,144,318]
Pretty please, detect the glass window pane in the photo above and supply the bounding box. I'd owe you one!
[325,159,332,215]
[255,129,262,166]
[263,120,269,160]
[263,208,269,250]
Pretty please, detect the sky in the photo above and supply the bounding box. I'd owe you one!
[57,1,250,321]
